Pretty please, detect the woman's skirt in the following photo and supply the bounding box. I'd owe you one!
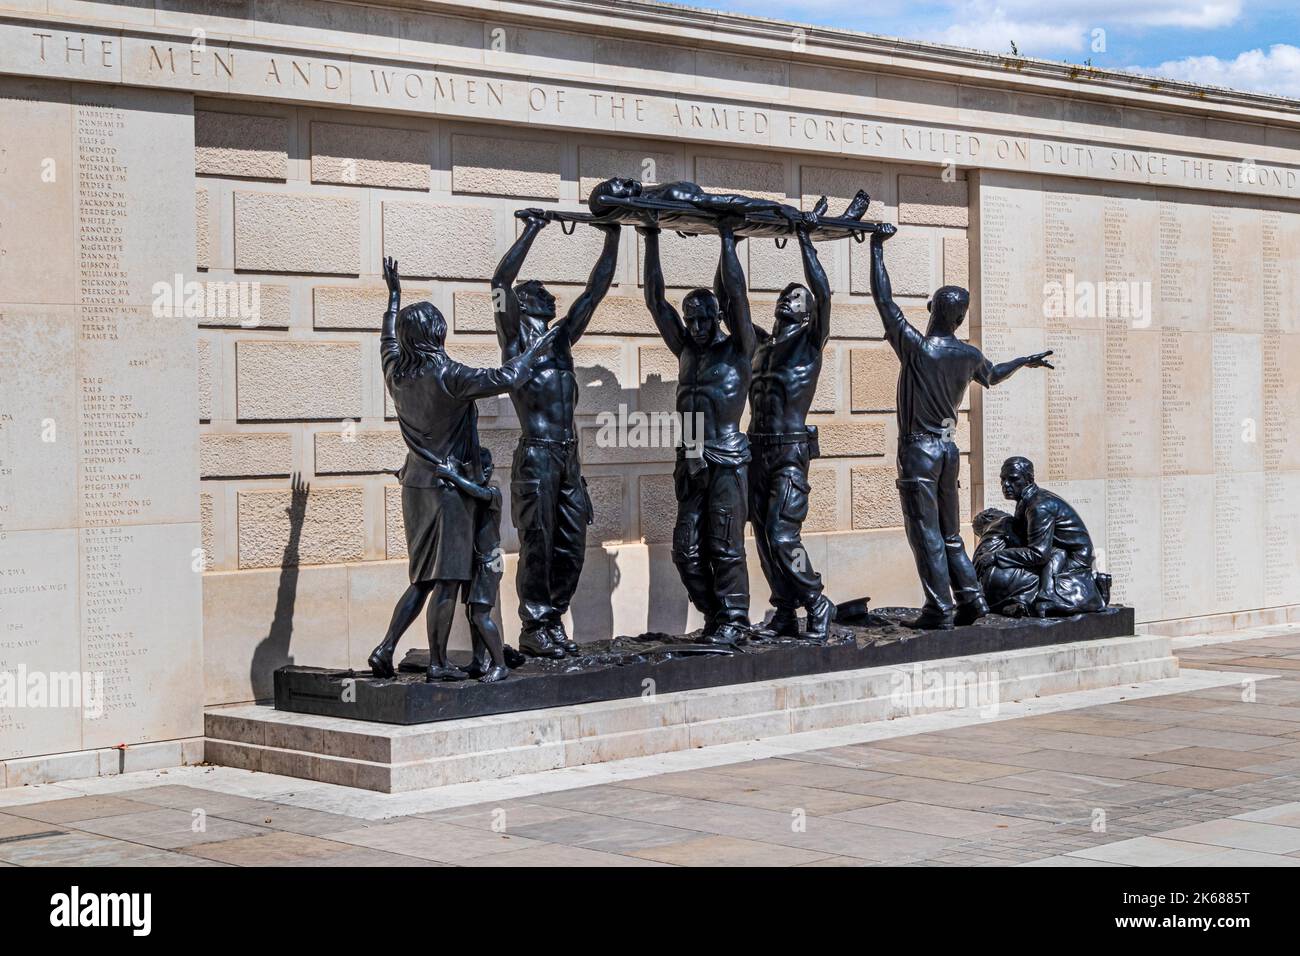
[402,483,474,583]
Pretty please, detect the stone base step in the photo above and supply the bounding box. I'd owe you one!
[0,737,205,789]
[205,634,1176,793]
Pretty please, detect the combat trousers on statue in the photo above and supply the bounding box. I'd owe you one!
[895,432,982,619]
[510,438,592,636]
[749,432,823,612]
[672,440,751,629]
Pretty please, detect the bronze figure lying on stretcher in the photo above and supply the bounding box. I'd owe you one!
[519,177,878,241]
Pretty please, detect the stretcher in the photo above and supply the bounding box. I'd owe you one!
[517,193,881,244]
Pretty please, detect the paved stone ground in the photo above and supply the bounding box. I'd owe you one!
[3,624,1300,867]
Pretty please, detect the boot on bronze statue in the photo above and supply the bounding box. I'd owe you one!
[463,641,515,681]
[908,607,954,631]
[804,594,836,641]
[426,662,466,682]
[519,627,565,659]
[547,621,579,655]
[953,593,989,627]
[708,622,750,646]
[765,606,800,638]
[367,644,397,679]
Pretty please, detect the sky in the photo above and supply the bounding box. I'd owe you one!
[685,0,1300,98]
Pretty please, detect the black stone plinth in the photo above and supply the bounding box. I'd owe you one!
[273,606,1135,726]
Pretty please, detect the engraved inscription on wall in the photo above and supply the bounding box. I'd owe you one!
[0,79,202,760]
[979,172,1300,623]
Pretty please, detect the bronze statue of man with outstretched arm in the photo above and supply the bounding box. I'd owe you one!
[870,223,1053,630]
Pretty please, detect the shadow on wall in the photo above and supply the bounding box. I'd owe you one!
[236,354,702,687]
[248,472,309,700]
[639,372,705,638]
[569,547,619,644]
[648,547,692,637]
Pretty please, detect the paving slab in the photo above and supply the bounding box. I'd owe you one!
[182,831,445,866]
[629,834,835,866]
[867,754,1028,783]
[1016,855,1127,867]
[1067,837,1227,866]
[210,803,376,836]
[463,844,671,866]
[415,800,585,831]
[73,808,273,850]
[1182,848,1300,867]
[324,818,545,863]
[1135,767,1270,790]
[0,831,196,867]
[1155,819,1300,854]
[7,795,164,825]
[0,812,65,840]
[1008,750,1185,780]
[1232,802,1300,827]
[830,800,1035,837]
[509,813,712,854]
[1142,746,1274,771]
[702,759,896,790]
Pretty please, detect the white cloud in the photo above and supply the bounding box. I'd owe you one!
[951,1,1241,31]
[704,0,916,20]
[936,16,1089,54]
[704,1,1248,57]
[1134,44,1300,97]
[711,0,1241,25]
[926,2,1247,56]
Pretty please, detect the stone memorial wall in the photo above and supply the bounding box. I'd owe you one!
[2,0,1300,774]
[975,170,1300,622]
[0,76,202,771]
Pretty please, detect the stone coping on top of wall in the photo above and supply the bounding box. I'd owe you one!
[2,3,1300,201]
[8,0,1300,122]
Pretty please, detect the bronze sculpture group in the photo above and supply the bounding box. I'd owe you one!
[370,179,1111,683]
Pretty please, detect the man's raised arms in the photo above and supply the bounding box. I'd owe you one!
[974,351,1055,388]
[380,256,402,371]
[640,226,687,356]
[716,221,756,357]
[492,208,548,352]
[869,223,924,358]
[556,223,621,344]
[798,224,832,348]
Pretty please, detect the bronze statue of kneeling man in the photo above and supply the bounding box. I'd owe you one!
[974,456,1109,618]
[972,508,1041,616]
[369,258,557,682]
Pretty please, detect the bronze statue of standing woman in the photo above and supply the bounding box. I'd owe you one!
[368,258,556,682]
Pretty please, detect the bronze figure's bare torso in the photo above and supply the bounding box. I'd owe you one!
[492,211,621,659]
[642,220,756,645]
